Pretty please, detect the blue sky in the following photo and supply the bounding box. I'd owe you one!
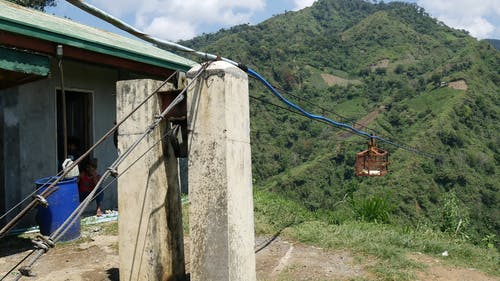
[47,0,500,41]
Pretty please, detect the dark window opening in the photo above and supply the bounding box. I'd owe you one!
[57,90,92,168]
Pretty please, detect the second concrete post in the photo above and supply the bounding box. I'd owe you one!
[187,61,256,281]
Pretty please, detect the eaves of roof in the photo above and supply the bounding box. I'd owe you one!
[0,0,196,72]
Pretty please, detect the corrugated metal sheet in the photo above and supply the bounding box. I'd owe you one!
[0,46,50,76]
[0,0,196,71]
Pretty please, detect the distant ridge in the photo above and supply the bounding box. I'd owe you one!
[182,0,500,245]
[485,39,500,50]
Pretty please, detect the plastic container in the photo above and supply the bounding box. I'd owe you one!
[35,176,80,241]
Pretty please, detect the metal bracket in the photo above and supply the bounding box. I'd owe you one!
[19,266,35,277]
[34,195,48,208]
[107,167,119,178]
[31,235,54,252]
[36,235,55,248]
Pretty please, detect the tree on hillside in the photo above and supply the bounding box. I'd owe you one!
[7,0,55,11]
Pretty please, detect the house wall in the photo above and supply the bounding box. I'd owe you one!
[0,59,125,227]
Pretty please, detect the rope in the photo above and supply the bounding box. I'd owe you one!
[58,51,68,160]
[0,250,34,281]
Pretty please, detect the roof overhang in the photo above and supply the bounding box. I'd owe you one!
[0,1,196,80]
[0,45,50,89]
[0,30,178,78]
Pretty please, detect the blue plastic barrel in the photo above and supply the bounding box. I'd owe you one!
[35,176,80,241]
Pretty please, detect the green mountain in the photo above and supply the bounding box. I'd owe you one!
[181,0,500,245]
[486,39,500,50]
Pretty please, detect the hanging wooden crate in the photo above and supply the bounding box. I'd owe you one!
[355,138,389,176]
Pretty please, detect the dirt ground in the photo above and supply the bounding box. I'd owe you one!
[0,222,498,281]
[370,59,390,71]
[336,105,386,140]
[448,79,468,91]
[320,73,361,87]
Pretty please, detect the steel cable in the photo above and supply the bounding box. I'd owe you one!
[52,64,205,242]
[1,127,178,281]
[247,67,438,158]
[86,126,179,209]
[0,170,64,222]
[64,0,437,159]
[0,71,179,238]
[9,62,210,281]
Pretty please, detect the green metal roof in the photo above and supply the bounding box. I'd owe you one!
[0,0,196,72]
[0,45,50,76]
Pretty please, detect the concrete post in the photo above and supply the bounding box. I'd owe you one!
[187,61,256,281]
[116,79,185,281]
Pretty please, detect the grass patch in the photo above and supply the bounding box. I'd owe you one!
[99,221,118,236]
[405,87,462,113]
[331,97,368,118]
[254,189,500,280]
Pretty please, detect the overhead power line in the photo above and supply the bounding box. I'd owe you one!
[65,0,437,159]
[263,82,384,136]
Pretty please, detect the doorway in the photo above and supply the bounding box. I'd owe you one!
[56,90,92,167]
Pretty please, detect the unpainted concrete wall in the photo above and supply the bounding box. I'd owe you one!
[0,59,132,226]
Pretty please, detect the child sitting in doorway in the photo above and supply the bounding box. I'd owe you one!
[78,158,103,217]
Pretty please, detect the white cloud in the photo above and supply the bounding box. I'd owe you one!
[416,0,500,39]
[143,17,197,42]
[292,0,317,11]
[440,16,495,39]
[77,0,500,40]
[90,0,266,41]
[88,0,137,17]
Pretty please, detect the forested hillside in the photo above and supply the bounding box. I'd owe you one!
[180,0,499,246]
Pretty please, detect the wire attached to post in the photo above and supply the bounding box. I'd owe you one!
[7,62,212,281]
[0,71,179,239]
[63,0,438,159]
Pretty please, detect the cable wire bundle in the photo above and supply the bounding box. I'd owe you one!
[1,1,442,278]
[63,0,436,159]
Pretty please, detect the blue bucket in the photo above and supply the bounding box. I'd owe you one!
[35,176,80,241]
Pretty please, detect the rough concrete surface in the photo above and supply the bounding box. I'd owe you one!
[116,79,184,281]
[187,61,255,281]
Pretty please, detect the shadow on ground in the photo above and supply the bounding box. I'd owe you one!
[0,236,33,258]
[106,267,119,281]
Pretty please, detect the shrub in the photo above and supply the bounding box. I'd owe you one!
[440,191,470,237]
[353,196,394,223]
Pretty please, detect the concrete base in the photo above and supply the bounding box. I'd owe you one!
[187,61,256,281]
[116,79,185,281]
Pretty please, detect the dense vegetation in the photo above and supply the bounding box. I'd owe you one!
[180,0,499,248]
[6,0,55,11]
[253,189,499,280]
